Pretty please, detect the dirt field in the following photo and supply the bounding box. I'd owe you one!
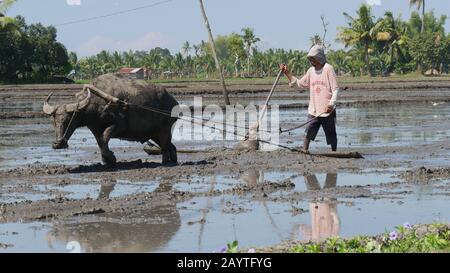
[1,79,450,252]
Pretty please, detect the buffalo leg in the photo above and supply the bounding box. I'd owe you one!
[154,130,176,165]
[169,142,177,164]
[90,128,115,166]
[89,124,124,166]
[101,125,118,165]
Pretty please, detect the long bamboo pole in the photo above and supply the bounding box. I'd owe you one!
[198,0,230,105]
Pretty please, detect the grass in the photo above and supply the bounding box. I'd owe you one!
[150,73,450,85]
[338,73,450,83]
[72,72,450,86]
[288,223,450,253]
[218,223,450,253]
[74,79,91,84]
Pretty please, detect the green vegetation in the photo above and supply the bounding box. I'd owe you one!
[1,2,449,83]
[71,4,449,81]
[290,223,450,253]
[0,16,71,84]
[219,223,450,253]
[1,0,71,83]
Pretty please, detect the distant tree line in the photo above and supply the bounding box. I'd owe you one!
[1,3,450,83]
[335,4,450,76]
[71,5,450,80]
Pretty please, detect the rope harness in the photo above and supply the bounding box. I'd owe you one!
[279,109,334,133]
[61,110,77,142]
[82,84,318,156]
[78,83,343,161]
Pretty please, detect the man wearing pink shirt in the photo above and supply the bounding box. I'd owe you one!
[280,45,339,153]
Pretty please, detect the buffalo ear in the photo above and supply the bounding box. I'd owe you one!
[43,93,57,115]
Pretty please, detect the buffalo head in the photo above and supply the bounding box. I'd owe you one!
[43,90,91,149]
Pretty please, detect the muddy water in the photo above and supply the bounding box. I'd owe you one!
[1,101,450,252]
[1,101,449,170]
[1,171,449,252]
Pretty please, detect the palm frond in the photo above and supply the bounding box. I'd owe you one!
[0,0,18,14]
[409,0,423,10]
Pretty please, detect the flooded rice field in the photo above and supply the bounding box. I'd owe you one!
[1,92,450,252]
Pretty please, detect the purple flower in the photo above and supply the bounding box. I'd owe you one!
[389,231,399,241]
[219,246,227,253]
[248,248,255,253]
[213,246,227,253]
[403,222,413,229]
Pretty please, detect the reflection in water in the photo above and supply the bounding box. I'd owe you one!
[240,170,284,240]
[97,179,116,200]
[240,169,264,186]
[302,173,340,241]
[358,132,373,144]
[46,180,181,253]
[239,170,341,242]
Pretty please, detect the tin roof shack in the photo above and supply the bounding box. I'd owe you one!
[117,68,145,79]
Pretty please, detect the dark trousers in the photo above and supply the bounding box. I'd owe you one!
[305,110,337,148]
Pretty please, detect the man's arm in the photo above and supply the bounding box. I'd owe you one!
[326,65,340,112]
[279,63,295,83]
[329,89,339,106]
[279,64,309,88]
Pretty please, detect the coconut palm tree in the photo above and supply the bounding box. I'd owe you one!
[327,50,348,76]
[288,51,308,76]
[241,27,260,75]
[371,11,409,73]
[172,52,184,77]
[111,51,123,69]
[337,4,375,75]
[228,33,245,77]
[0,0,17,14]
[122,50,136,67]
[181,41,191,58]
[409,0,425,33]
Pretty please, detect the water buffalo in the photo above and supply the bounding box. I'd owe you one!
[43,74,179,166]
[48,179,181,253]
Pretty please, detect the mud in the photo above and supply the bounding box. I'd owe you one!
[399,166,450,182]
[2,79,450,119]
[1,80,450,252]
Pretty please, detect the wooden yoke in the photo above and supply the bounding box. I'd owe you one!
[83,84,122,104]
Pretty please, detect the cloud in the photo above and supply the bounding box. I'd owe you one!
[366,0,381,6]
[66,0,81,6]
[78,32,175,56]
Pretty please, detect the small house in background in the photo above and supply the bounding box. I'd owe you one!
[117,67,145,79]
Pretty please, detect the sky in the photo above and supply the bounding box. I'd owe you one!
[5,0,450,57]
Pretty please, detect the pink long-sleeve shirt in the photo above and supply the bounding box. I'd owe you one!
[291,63,339,117]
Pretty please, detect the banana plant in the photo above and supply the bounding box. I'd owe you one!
[371,11,409,73]
[337,4,376,75]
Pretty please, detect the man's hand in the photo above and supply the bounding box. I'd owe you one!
[326,105,334,113]
[279,63,288,73]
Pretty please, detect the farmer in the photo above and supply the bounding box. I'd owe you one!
[302,173,340,240]
[280,45,339,153]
